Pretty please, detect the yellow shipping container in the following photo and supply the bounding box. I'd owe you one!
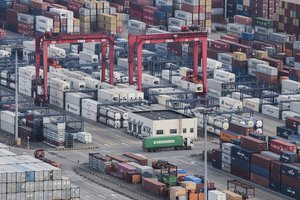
[80,22,90,29]
[206,6,212,12]
[51,28,60,33]
[221,190,242,200]
[169,186,186,200]
[73,18,80,26]
[80,16,90,23]
[180,181,196,191]
[98,21,116,32]
[205,20,212,27]
[279,22,284,31]
[254,50,268,59]
[243,0,250,6]
[233,52,247,61]
[97,13,116,24]
[205,0,212,6]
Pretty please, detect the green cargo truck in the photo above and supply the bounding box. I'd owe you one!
[142,135,194,152]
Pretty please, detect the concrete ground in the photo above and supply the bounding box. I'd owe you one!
[9,111,290,200]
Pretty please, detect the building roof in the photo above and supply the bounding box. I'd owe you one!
[132,110,192,120]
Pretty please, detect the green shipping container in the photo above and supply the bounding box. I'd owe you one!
[255,17,273,29]
[142,136,183,150]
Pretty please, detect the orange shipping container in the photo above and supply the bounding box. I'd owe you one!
[220,130,242,142]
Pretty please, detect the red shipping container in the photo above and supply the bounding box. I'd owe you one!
[31,1,48,10]
[13,3,29,13]
[270,160,281,182]
[270,139,297,154]
[210,40,230,52]
[67,2,82,11]
[181,4,199,13]
[285,116,300,130]
[234,15,252,25]
[6,9,18,25]
[256,72,278,84]
[0,28,7,38]
[208,48,222,60]
[251,154,273,169]
[230,165,250,180]
[142,178,166,196]
[143,6,156,14]
[281,174,300,190]
[241,136,268,152]
[110,3,124,13]
[18,22,34,30]
[251,173,269,187]
[130,9,143,21]
[229,122,253,136]
[220,35,240,43]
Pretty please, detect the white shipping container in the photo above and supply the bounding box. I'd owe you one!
[49,88,64,100]
[66,92,90,106]
[19,83,33,97]
[218,53,233,65]
[290,102,300,114]
[261,105,280,118]
[142,74,160,85]
[208,190,226,200]
[65,102,80,115]
[77,132,92,143]
[175,10,192,21]
[205,58,223,70]
[242,98,260,112]
[214,70,235,82]
[256,64,278,76]
[281,111,299,120]
[281,79,300,92]
[81,109,98,121]
[49,96,64,109]
[49,78,70,91]
[79,8,90,16]
[82,98,99,111]
[222,153,231,164]
[222,162,231,173]
[227,23,245,35]
[1,121,15,134]
[168,17,186,27]
[208,88,222,98]
[48,45,66,59]
[219,97,243,110]
[248,58,269,68]
[222,143,235,155]
[68,77,86,90]
[128,20,146,30]
[18,13,34,24]
[79,50,98,63]
[36,16,53,33]
[83,77,100,89]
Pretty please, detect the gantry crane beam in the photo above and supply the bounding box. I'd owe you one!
[128,31,208,92]
[35,33,115,104]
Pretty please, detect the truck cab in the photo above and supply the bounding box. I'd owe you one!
[184,138,194,150]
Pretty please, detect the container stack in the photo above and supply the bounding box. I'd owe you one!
[77,132,93,144]
[97,13,117,34]
[79,7,91,33]
[35,15,53,34]
[43,122,66,147]
[85,1,97,31]
[18,66,38,98]
[0,111,15,135]
[89,153,112,173]
[254,17,274,42]
[17,13,35,36]
[207,69,235,98]
[65,92,91,116]
[212,132,300,200]
[43,11,61,34]
[81,98,99,122]
[0,148,80,200]
[99,107,122,129]
[275,0,300,40]
[211,0,224,22]
[49,8,68,34]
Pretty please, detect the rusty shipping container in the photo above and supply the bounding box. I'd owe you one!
[240,136,268,152]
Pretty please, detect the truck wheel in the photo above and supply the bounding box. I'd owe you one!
[147,149,151,152]
[187,146,192,150]
[174,147,178,150]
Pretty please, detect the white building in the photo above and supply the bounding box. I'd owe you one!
[127,110,197,139]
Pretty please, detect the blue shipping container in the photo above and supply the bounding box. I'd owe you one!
[281,164,300,180]
[269,180,281,192]
[276,126,297,139]
[288,134,300,146]
[280,151,298,163]
[212,159,222,170]
[242,32,254,41]
[231,145,254,161]
[231,156,250,170]
[184,175,202,185]
[161,5,173,13]
[254,33,269,42]
[154,11,166,20]
[25,171,35,182]
[281,184,300,200]
[251,164,269,178]
[249,133,266,141]
[0,0,12,9]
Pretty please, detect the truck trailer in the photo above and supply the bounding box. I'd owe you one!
[142,135,194,152]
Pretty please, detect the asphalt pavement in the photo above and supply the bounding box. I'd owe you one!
[9,113,289,200]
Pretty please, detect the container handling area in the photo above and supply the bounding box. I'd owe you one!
[0,0,299,200]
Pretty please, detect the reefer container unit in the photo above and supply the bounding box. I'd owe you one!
[142,135,193,151]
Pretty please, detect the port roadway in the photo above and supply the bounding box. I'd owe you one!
[10,110,292,200]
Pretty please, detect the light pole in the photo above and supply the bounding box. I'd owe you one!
[15,53,18,142]
[27,136,30,149]
[203,113,208,200]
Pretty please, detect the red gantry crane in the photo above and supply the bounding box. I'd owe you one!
[35,32,115,104]
[128,31,208,93]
